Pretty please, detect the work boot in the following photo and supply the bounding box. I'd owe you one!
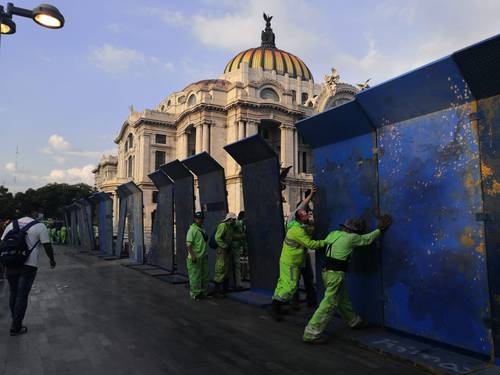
[303,336,328,345]
[268,300,284,322]
[212,283,225,298]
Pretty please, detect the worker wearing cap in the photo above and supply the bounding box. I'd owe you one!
[269,209,327,321]
[186,211,209,300]
[213,212,236,297]
[303,215,392,344]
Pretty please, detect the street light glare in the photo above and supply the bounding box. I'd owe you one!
[0,16,15,34]
[34,13,61,28]
[32,4,65,29]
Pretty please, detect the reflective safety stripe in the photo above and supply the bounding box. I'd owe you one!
[284,237,302,249]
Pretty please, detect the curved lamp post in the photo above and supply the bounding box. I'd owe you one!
[0,2,64,43]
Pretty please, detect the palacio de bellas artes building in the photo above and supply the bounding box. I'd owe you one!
[93,15,362,236]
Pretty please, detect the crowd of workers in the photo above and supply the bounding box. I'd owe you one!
[184,186,392,344]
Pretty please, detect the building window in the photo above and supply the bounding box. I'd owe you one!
[127,133,134,150]
[260,88,279,101]
[187,94,196,107]
[291,89,297,103]
[127,155,134,178]
[155,151,166,170]
[155,134,166,144]
[152,191,158,203]
[186,126,196,156]
[301,151,307,173]
[301,92,309,104]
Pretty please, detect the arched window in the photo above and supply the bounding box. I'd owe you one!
[260,88,279,101]
[167,99,171,106]
[301,92,309,104]
[187,94,197,107]
[126,133,134,150]
[127,155,134,178]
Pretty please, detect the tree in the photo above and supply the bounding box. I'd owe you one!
[0,183,94,220]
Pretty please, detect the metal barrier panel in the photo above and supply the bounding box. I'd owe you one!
[90,193,114,257]
[183,152,228,280]
[224,135,284,291]
[122,182,145,264]
[377,102,491,355]
[162,160,194,275]
[75,202,91,251]
[69,206,79,246]
[80,199,96,251]
[148,170,174,271]
[477,94,500,356]
[115,185,128,258]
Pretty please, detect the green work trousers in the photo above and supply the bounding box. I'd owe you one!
[214,247,231,283]
[272,259,300,302]
[231,247,242,288]
[186,254,209,299]
[303,270,359,341]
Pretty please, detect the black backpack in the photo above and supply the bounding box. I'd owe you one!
[0,219,40,267]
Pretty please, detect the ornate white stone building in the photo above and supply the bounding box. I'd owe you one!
[93,16,359,233]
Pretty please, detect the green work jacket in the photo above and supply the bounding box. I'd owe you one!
[280,224,326,266]
[186,223,208,258]
[215,221,233,250]
[231,220,246,250]
[324,229,381,260]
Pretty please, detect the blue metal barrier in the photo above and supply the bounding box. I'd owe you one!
[296,33,500,358]
[116,182,144,264]
[89,192,114,257]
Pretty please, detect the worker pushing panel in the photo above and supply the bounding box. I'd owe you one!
[183,152,228,281]
[162,160,194,276]
[297,34,500,358]
[297,101,383,325]
[148,169,175,271]
[89,192,114,258]
[224,135,284,292]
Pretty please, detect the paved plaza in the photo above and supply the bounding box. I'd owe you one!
[0,246,427,375]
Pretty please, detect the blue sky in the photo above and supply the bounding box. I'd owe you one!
[1,0,499,192]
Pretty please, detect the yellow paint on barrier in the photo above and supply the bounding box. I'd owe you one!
[460,227,474,248]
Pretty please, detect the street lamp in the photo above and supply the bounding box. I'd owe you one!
[0,2,64,38]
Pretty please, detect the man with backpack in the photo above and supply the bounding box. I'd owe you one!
[0,208,56,336]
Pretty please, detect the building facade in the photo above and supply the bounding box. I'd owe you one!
[94,16,359,233]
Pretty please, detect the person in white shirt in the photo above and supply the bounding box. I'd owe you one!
[1,207,56,336]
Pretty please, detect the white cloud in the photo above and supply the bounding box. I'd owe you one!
[48,134,71,151]
[88,44,174,75]
[141,7,186,27]
[5,162,16,172]
[106,23,122,33]
[47,164,95,185]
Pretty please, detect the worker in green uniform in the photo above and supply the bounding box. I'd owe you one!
[303,215,392,344]
[50,227,57,244]
[270,209,327,321]
[60,226,68,244]
[230,211,246,290]
[186,211,209,300]
[214,212,236,297]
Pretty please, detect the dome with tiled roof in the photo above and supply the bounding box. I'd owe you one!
[223,14,313,81]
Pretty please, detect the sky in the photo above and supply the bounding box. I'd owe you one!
[0,0,499,192]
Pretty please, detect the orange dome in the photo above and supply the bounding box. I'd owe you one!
[224,47,313,81]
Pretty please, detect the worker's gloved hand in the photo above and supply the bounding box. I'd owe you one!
[377,214,393,231]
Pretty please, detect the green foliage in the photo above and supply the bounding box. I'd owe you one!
[0,183,94,220]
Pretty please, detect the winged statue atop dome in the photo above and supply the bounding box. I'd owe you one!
[324,67,340,95]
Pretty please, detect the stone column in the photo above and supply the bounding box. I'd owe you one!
[238,120,245,140]
[195,124,203,154]
[225,121,239,175]
[293,128,299,175]
[202,122,210,152]
[178,132,188,160]
[246,121,258,136]
[280,124,294,168]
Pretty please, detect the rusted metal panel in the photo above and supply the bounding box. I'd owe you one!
[148,170,174,271]
[224,135,284,292]
[183,152,228,281]
[477,94,500,356]
[162,160,194,276]
[377,103,491,355]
